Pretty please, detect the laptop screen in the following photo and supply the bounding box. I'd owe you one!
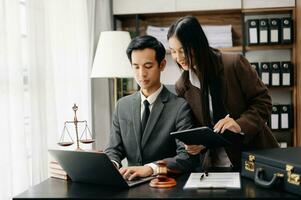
[49,150,152,188]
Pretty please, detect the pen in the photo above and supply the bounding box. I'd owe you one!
[199,171,208,181]
[200,173,204,181]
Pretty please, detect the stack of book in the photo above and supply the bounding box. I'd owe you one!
[146,25,170,49]
[202,25,233,48]
[49,160,70,180]
[146,25,233,49]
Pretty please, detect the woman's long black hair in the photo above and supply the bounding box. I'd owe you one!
[167,16,219,91]
[167,16,225,125]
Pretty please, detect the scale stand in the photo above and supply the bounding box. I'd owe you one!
[57,104,95,150]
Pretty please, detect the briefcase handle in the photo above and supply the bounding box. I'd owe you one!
[254,167,284,188]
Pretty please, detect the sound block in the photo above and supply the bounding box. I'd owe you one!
[149,177,176,188]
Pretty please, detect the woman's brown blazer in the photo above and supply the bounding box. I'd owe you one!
[175,51,279,169]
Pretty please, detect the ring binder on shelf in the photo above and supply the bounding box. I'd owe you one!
[269,18,280,44]
[260,62,270,86]
[259,19,269,44]
[280,105,291,129]
[280,62,292,86]
[281,18,293,44]
[270,62,281,86]
[250,62,259,75]
[247,19,259,45]
[270,105,280,130]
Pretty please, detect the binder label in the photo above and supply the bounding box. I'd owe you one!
[270,30,279,43]
[271,114,279,129]
[249,28,258,44]
[282,73,290,86]
[260,30,268,43]
[272,73,280,86]
[283,28,291,40]
[281,113,289,129]
[262,72,269,85]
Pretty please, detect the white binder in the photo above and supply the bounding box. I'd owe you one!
[260,63,270,85]
[281,62,291,86]
[280,105,289,129]
[271,106,279,130]
[271,62,280,86]
[259,19,268,44]
[248,19,259,44]
[270,19,280,44]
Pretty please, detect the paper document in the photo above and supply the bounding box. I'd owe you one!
[184,172,241,189]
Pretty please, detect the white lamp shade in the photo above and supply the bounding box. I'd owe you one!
[91,31,133,78]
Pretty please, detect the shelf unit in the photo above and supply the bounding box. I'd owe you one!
[112,1,299,146]
[242,7,295,147]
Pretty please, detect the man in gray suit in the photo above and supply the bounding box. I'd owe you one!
[105,35,197,181]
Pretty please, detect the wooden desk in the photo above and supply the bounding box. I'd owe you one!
[14,174,298,199]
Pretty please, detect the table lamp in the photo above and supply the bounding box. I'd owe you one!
[91,31,133,103]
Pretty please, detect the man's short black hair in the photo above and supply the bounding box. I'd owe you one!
[126,35,166,64]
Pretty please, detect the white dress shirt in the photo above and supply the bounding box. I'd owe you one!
[140,84,163,119]
[189,69,232,167]
[140,84,163,174]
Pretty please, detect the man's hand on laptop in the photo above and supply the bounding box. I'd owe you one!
[119,166,153,181]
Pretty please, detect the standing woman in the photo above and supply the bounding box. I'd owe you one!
[167,16,278,171]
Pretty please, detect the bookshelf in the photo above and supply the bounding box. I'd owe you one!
[242,7,295,147]
[112,0,300,146]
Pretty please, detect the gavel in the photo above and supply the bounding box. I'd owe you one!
[149,160,177,188]
[156,160,168,181]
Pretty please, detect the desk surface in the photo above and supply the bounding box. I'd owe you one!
[14,174,298,199]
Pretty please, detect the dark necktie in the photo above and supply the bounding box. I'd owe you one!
[141,100,150,133]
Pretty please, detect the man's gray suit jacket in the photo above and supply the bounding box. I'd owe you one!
[105,86,197,172]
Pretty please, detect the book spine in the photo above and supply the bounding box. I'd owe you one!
[50,173,70,180]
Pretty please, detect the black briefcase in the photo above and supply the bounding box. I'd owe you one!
[241,147,301,196]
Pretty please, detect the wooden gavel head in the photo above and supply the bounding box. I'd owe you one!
[149,160,177,188]
[156,160,168,181]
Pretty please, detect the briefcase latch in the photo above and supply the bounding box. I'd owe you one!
[245,154,255,172]
[286,164,300,186]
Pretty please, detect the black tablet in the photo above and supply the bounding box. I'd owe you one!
[170,127,231,148]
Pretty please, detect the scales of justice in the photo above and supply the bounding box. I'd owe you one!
[57,104,94,150]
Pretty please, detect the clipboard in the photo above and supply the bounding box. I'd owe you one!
[170,127,231,148]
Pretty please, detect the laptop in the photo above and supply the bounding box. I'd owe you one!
[49,149,154,188]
